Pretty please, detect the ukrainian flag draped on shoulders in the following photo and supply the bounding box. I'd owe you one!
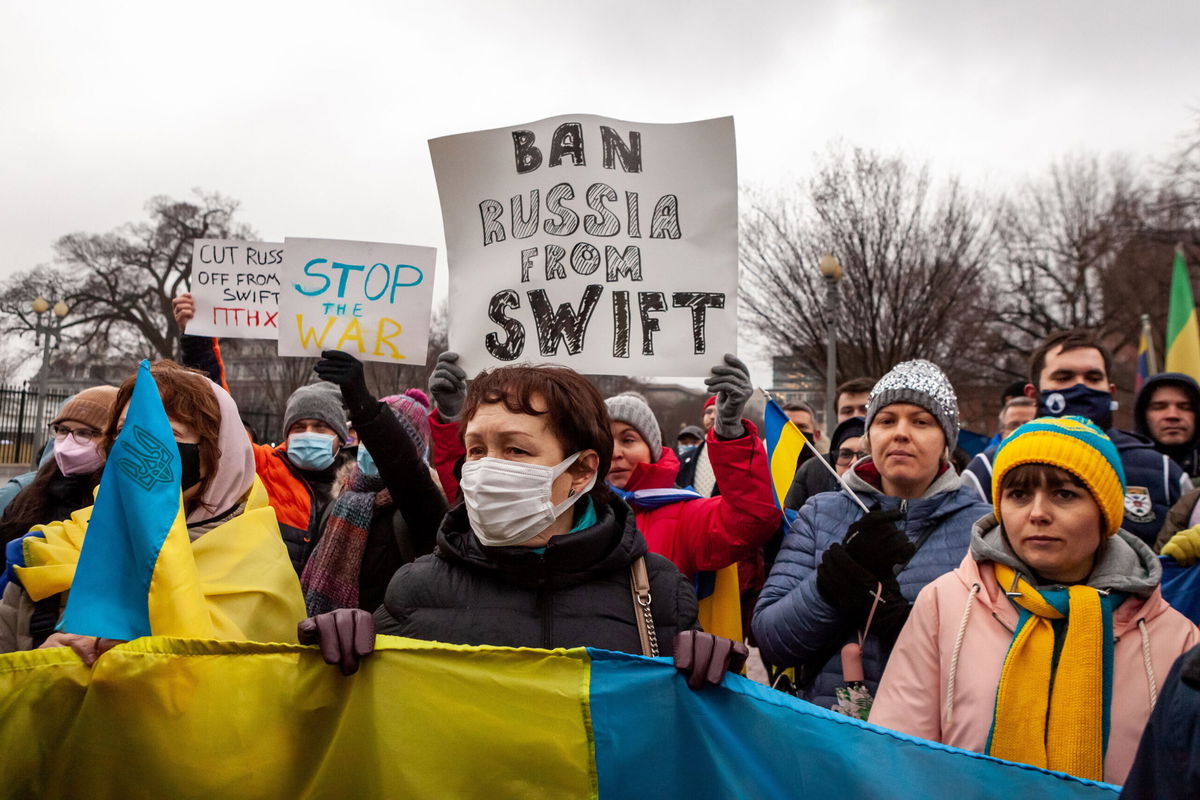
[8,360,302,644]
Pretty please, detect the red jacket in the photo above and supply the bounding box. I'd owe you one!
[624,423,780,579]
[430,410,464,504]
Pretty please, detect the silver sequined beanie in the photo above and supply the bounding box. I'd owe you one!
[865,359,959,449]
[605,392,663,462]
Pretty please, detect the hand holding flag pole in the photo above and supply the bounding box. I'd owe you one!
[761,389,869,514]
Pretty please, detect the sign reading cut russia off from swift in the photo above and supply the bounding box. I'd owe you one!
[187,240,284,339]
[429,114,737,377]
[277,237,437,365]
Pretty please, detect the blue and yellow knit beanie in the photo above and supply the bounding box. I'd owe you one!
[991,416,1126,536]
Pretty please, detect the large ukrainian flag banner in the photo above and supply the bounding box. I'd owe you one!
[0,637,1118,798]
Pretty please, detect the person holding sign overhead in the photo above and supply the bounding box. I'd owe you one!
[301,350,447,615]
[603,354,781,642]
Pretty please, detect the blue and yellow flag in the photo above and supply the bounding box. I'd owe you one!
[0,637,1119,798]
[57,360,213,640]
[763,396,808,511]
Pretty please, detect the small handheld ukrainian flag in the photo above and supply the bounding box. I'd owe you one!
[763,396,807,513]
[59,360,213,640]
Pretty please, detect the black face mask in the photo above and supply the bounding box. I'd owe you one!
[1038,384,1115,431]
[178,442,202,490]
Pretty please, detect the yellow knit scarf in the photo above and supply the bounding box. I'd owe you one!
[987,564,1106,781]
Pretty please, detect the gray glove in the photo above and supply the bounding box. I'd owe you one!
[705,353,752,439]
[428,351,468,421]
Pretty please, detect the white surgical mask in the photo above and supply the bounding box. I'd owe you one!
[460,452,595,547]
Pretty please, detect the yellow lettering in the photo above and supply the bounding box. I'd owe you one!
[373,318,404,359]
[336,318,366,352]
[296,314,338,349]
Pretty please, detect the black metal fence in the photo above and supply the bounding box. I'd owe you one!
[0,384,73,465]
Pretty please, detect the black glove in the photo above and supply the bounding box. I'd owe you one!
[673,630,749,690]
[428,351,467,421]
[297,608,376,676]
[314,350,376,419]
[704,353,752,440]
[816,543,883,625]
[842,509,914,582]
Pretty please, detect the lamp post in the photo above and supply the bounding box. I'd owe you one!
[30,297,69,468]
[818,253,843,432]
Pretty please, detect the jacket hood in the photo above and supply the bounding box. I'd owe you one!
[434,496,647,591]
[623,446,681,492]
[834,457,983,527]
[1133,371,1200,455]
[969,513,1161,598]
[845,457,962,499]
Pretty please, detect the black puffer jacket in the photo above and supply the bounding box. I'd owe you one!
[375,497,699,654]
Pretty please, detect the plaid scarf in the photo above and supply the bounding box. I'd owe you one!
[301,468,392,616]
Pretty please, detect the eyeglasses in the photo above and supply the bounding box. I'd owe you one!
[50,423,102,444]
[836,448,868,464]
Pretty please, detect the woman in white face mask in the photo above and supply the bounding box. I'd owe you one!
[298,363,748,685]
[0,386,118,568]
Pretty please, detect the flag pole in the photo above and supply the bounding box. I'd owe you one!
[1141,313,1158,375]
[762,389,869,513]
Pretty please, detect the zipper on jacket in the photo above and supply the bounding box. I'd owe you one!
[536,553,553,649]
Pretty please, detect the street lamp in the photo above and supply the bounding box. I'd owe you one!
[30,296,69,467]
[818,253,843,432]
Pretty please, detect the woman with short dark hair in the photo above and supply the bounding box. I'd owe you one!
[301,362,749,684]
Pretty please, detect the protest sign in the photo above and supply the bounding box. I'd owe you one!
[187,240,283,339]
[430,114,737,377]
[277,237,436,365]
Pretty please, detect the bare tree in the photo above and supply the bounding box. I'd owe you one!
[0,191,252,361]
[993,154,1152,356]
[740,146,998,391]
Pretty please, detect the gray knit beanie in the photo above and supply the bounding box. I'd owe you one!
[605,392,663,462]
[283,383,350,443]
[864,359,959,449]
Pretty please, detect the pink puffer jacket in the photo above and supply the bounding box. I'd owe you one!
[869,522,1199,785]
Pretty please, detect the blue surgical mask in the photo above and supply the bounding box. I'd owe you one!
[357,445,379,477]
[1038,384,1115,430]
[677,444,698,458]
[287,432,337,471]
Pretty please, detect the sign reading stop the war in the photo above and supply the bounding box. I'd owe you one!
[188,240,283,339]
[429,114,738,377]
[277,237,437,365]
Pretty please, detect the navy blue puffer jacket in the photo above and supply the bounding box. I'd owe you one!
[752,459,993,711]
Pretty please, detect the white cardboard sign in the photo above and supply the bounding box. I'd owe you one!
[187,239,283,339]
[429,114,738,377]
[276,237,437,365]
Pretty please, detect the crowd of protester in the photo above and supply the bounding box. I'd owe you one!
[1,295,1199,794]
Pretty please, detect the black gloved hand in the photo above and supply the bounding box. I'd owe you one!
[314,350,376,419]
[428,351,468,421]
[842,509,914,582]
[673,630,750,690]
[297,608,376,676]
[816,543,882,625]
[704,353,753,440]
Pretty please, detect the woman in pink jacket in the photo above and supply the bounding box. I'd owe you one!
[870,417,1199,785]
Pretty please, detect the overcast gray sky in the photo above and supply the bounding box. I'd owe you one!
[2,0,1198,384]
